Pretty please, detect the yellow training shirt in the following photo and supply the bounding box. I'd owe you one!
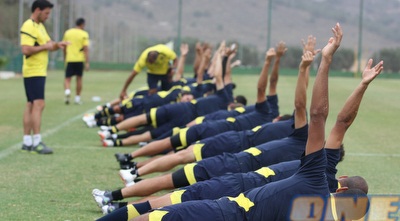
[62,28,89,62]
[133,44,177,75]
[20,19,51,78]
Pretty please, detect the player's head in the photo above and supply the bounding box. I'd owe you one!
[180,91,194,102]
[235,95,247,106]
[147,51,159,64]
[31,0,54,22]
[332,188,370,220]
[76,18,85,27]
[337,175,369,194]
[227,95,247,110]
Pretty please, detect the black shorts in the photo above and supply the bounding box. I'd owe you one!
[24,76,46,102]
[65,62,84,78]
[147,72,171,91]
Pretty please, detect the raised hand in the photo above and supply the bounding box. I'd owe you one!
[362,59,384,85]
[300,51,314,69]
[265,48,276,61]
[195,42,203,54]
[321,22,343,59]
[275,41,287,57]
[302,35,320,55]
[180,43,189,56]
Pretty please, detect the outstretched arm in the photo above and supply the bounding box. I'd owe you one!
[325,59,383,149]
[306,23,343,156]
[257,48,276,103]
[294,36,318,129]
[173,43,189,82]
[196,47,211,85]
[269,41,287,96]
[223,44,237,85]
[214,41,226,91]
[294,51,314,129]
[193,42,203,75]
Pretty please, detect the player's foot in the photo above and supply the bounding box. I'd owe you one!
[115,153,136,169]
[83,114,97,128]
[21,144,32,152]
[101,203,120,215]
[82,113,94,122]
[85,120,97,128]
[119,161,136,170]
[119,168,137,187]
[115,153,130,163]
[102,139,114,147]
[65,94,70,105]
[92,189,112,208]
[98,130,111,140]
[32,142,53,154]
[100,125,112,131]
[74,96,82,105]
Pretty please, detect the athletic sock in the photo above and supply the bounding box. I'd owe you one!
[125,154,133,161]
[75,96,81,103]
[108,117,118,125]
[111,189,124,201]
[111,126,119,134]
[114,139,123,147]
[65,89,71,96]
[23,135,33,146]
[32,134,41,146]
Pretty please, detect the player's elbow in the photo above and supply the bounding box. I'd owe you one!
[309,106,328,121]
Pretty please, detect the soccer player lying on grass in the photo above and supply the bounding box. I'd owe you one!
[99,43,246,140]
[110,39,297,170]
[110,42,302,178]
[102,41,285,149]
[91,39,315,207]
[83,44,214,128]
[96,41,246,146]
[94,48,382,218]
[124,22,371,221]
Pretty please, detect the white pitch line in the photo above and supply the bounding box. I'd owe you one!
[0,109,94,159]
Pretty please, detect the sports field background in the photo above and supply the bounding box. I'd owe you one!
[0,68,399,220]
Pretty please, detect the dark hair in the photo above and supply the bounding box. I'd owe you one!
[76,18,85,26]
[31,0,54,12]
[341,176,369,194]
[235,95,247,106]
[147,51,159,61]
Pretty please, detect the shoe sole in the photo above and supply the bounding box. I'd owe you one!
[118,171,129,187]
[98,131,109,140]
[118,171,135,187]
[92,192,105,208]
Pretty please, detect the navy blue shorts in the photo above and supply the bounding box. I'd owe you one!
[147,72,170,91]
[24,76,46,102]
[65,62,84,77]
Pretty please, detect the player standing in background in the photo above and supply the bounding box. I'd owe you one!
[20,0,69,154]
[62,17,90,104]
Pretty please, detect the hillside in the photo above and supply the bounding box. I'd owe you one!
[81,0,400,53]
[1,0,400,64]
